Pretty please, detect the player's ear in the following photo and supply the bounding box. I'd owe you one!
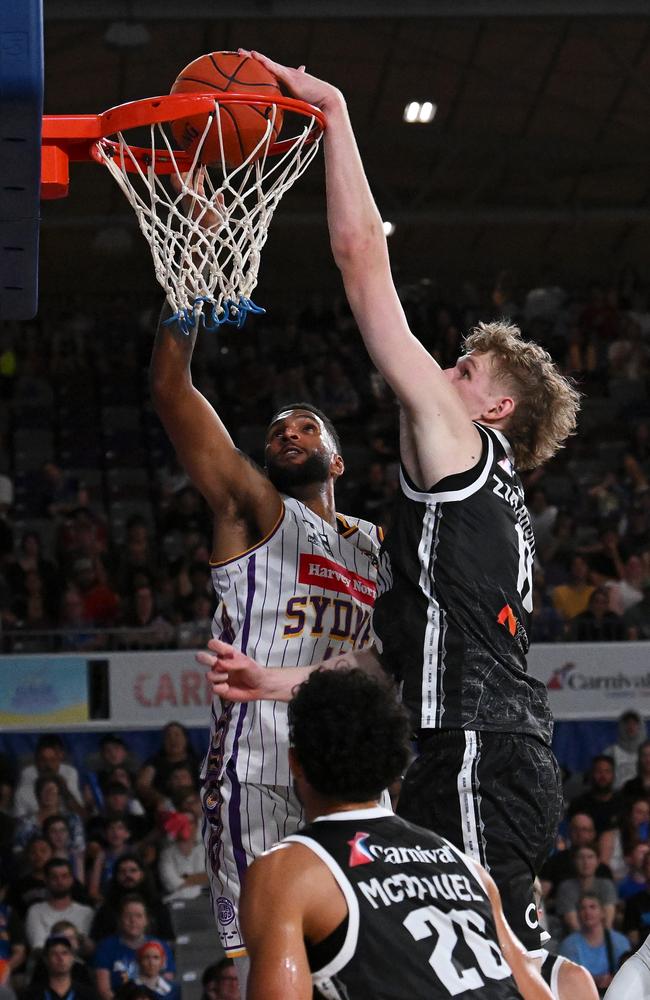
[330,453,344,479]
[483,394,515,422]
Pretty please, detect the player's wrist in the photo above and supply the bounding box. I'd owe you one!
[320,90,348,119]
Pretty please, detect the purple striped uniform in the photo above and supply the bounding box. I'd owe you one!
[200,495,381,955]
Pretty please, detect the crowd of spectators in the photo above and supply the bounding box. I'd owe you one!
[0,269,650,652]
[2,271,650,651]
[0,729,237,999]
[537,709,650,993]
[4,273,650,994]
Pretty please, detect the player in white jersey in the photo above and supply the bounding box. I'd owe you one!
[204,489,379,957]
[150,312,381,970]
[603,937,650,1000]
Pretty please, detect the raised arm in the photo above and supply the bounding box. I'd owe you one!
[150,302,281,560]
[475,865,554,1000]
[246,51,481,488]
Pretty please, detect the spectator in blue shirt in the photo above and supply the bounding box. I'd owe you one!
[94,895,174,1000]
[559,893,630,995]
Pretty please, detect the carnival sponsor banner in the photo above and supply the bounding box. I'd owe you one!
[529,641,650,719]
[0,656,88,727]
[108,650,212,725]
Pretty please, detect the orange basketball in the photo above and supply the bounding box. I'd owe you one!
[170,51,284,168]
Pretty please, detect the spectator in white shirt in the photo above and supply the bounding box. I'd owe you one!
[609,555,646,616]
[158,812,208,902]
[25,858,94,950]
[14,736,83,819]
[603,710,647,790]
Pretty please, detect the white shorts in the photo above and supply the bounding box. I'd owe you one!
[201,760,303,956]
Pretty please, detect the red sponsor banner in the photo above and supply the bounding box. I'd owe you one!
[298,554,376,607]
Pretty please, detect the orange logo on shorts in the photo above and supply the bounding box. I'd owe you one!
[497,604,517,636]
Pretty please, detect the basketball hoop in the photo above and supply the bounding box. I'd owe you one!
[41,93,326,332]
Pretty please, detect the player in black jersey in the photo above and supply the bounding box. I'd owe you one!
[239,668,553,1000]
[539,950,598,1000]
[200,51,581,956]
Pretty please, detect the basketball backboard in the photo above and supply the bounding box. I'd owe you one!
[0,0,43,320]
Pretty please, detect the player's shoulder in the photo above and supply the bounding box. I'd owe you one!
[335,511,383,544]
[475,423,519,478]
[553,953,599,997]
[246,839,331,899]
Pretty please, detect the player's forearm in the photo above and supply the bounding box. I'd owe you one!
[201,641,385,704]
[264,648,384,702]
[150,301,198,399]
[507,953,554,1000]
[322,97,387,275]
[322,97,457,421]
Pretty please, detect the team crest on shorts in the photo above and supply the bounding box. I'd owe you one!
[217,896,236,925]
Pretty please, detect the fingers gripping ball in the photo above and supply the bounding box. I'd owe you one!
[170,51,284,168]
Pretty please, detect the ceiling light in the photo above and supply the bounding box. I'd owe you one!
[403,101,437,124]
[383,221,395,237]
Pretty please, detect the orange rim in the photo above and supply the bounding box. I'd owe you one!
[41,92,326,193]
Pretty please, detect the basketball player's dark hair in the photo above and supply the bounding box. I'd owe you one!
[288,668,411,802]
[267,402,341,454]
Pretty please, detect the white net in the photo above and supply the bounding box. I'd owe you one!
[95,100,322,333]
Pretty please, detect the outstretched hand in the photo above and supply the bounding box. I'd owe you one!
[240,48,344,113]
[170,167,224,232]
[197,638,274,702]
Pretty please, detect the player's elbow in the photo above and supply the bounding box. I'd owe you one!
[149,363,190,413]
[331,217,387,274]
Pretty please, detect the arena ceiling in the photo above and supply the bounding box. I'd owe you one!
[40,1,650,300]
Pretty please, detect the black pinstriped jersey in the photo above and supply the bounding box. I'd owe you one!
[286,806,520,999]
[541,950,566,995]
[372,422,553,744]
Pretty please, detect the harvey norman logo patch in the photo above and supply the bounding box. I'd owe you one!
[299,554,376,607]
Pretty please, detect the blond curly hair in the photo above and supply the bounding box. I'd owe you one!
[464,321,580,471]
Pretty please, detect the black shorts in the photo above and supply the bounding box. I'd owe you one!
[396,728,562,953]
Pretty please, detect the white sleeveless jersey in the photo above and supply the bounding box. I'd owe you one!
[203,496,381,787]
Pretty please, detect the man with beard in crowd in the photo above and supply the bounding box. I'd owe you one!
[89,853,174,945]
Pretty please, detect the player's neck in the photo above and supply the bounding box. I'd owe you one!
[292,481,337,526]
[305,797,381,822]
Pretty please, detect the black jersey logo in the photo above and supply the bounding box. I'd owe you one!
[497,603,529,653]
[347,832,374,867]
